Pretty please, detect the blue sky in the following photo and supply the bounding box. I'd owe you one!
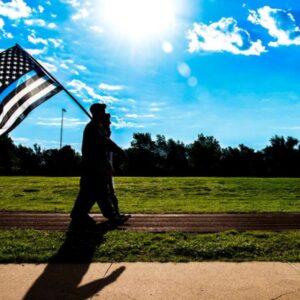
[1,0,300,150]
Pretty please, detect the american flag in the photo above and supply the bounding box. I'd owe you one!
[0,44,62,136]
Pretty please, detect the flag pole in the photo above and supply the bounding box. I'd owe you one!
[60,108,66,149]
[16,44,92,120]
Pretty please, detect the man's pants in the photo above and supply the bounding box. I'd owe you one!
[71,174,117,219]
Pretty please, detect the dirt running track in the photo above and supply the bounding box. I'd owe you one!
[1,211,300,232]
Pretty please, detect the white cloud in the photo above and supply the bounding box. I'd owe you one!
[48,38,63,48]
[51,13,57,18]
[12,137,30,143]
[150,102,165,106]
[149,107,160,112]
[67,79,119,104]
[99,83,124,91]
[124,114,138,118]
[0,17,12,39]
[275,126,300,131]
[72,7,89,20]
[62,0,80,7]
[0,0,31,20]
[82,99,93,103]
[25,19,46,27]
[98,95,119,103]
[12,137,31,145]
[76,65,87,71]
[248,6,300,47]
[125,113,155,119]
[36,117,86,127]
[187,17,266,56]
[89,25,103,33]
[26,48,46,55]
[4,32,13,39]
[51,58,79,75]
[71,69,79,75]
[118,107,129,112]
[111,116,144,129]
[16,138,59,147]
[28,33,48,45]
[48,22,56,29]
[62,0,90,21]
[25,19,56,29]
[28,34,62,48]
[45,57,55,62]
[38,5,44,13]
[38,60,57,73]
[12,135,81,149]
[60,63,68,69]
[64,59,74,64]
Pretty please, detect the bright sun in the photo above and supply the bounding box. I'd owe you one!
[102,0,176,39]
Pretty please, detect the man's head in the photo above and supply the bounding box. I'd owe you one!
[101,113,111,136]
[101,113,111,130]
[90,103,107,119]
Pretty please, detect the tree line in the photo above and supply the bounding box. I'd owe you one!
[1,133,300,177]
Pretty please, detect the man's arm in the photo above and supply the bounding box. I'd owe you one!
[104,137,124,155]
[96,126,125,156]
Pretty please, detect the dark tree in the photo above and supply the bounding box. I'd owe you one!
[187,134,222,176]
[42,146,81,176]
[164,138,188,175]
[221,144,263,176]
[154,135,168,175]
[0,134,17,174]
[42,148,60,175]
[15,144,43,175]
[56,145,81,176]
[125,133,157,176]
[2,132,300,177]
[263,136,299,176]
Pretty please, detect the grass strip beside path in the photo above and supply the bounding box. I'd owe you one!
[1,229,300,263]
[1,176,300,213]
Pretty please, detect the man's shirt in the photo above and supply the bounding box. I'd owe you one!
[81,119,121,174]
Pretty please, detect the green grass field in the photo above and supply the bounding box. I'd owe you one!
[1,176,300,213]
[1,176,300,262]
[1,229,300,263]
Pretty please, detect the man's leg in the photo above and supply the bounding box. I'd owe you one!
[70,176,96,221]
[107,175,120,215]
[96,183,117,219]
[93,175,120,220]
[110,194,119,215]
[108,176,130,219]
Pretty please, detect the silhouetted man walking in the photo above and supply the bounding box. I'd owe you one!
[70,103,125,226]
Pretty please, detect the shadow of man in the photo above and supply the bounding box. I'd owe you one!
[23,221,125,300]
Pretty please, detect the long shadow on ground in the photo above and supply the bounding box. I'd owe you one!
[23,221,125,300]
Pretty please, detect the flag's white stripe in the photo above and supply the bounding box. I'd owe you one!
[0,84,58,136]
[0,76,48,124]
[0,70,37,103]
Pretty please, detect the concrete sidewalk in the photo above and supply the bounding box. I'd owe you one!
[1,263,300,299]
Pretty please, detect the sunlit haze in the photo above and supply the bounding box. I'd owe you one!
[102,0,176,39]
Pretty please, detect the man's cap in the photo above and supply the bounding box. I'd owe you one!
[90,103,107,115]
